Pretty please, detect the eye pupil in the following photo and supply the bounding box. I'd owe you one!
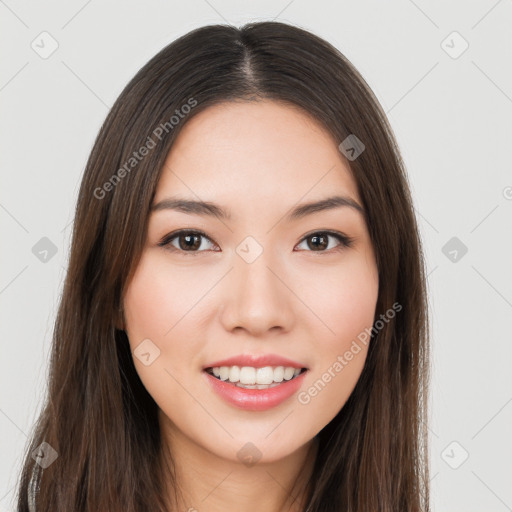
[308,234,328,251]
[180,234,201,250]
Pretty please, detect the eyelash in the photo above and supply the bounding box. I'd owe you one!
[157,229,355,256]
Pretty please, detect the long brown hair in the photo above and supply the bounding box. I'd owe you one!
[15,21,430,511]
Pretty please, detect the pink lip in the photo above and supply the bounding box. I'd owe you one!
[202,353,307,370]
[203,370,308,411]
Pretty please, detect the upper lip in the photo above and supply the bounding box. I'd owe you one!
[203,354,308,370]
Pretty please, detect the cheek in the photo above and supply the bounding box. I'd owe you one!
[294,249,378,420]
[302,247,379,345]
[123,252,215,341]
[122,254,213,419]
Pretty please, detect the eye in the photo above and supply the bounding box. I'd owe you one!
[158,230,217,255]
[158,229,354,256]
[295,231,354,253]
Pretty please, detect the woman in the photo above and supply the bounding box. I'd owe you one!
[16,21,430,512]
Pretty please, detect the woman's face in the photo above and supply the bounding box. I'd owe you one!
[123,99,378,463]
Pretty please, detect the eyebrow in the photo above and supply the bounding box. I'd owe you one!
[150,195,364,221]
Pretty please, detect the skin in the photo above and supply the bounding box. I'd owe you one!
[122,100,379,512]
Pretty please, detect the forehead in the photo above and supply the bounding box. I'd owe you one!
[154,100,360,210]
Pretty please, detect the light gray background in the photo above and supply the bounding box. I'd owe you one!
[1,1,511,511]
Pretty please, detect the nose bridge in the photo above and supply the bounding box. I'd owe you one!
[220,238,294,334]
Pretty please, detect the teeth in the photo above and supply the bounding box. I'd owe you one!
[235,382,282,389]
[219,366,230,381]
[228,366,240,382]
[209,365,303,384]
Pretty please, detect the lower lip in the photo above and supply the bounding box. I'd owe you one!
[204,370,308,411]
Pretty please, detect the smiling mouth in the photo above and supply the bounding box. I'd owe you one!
[204,366,308,389]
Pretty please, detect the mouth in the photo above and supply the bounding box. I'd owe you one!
[204,366,308,389]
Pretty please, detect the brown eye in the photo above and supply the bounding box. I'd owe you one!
[296,231,354,253]
[307,234,329,251]
[158,229,354,256]
[158,230,216,255]
[176,233,202,251]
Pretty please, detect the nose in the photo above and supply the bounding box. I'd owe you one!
[219,249,296,337]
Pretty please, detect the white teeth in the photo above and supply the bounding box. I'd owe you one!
[239,366,255,384]
[256,366,274,384]
[235,382,282,389]
[219,366,230,381]
[210,365,304,384]
[228,366,240,383]
[273,366,284,382]
[283,367,295,381]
